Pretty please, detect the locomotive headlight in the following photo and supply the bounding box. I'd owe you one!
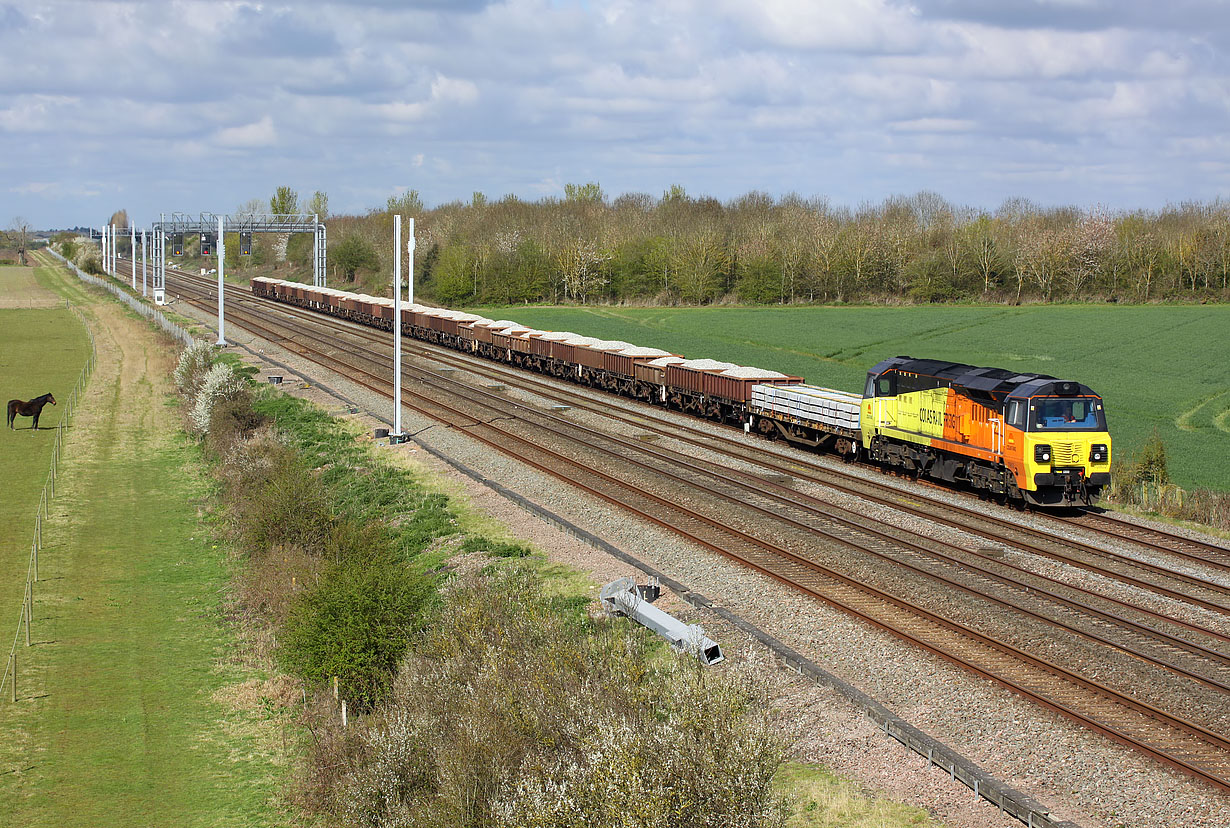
[1090,444,1108,463]
[1034,444,1052,463]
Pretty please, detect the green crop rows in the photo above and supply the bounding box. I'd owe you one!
[469,304,1230,491]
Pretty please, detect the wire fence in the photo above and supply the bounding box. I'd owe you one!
[3,250,200,701]
[2,304,95,702]
[44,248,197,347]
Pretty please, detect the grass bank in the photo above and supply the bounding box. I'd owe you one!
[0,259,297,827]
[468,303,1230,493]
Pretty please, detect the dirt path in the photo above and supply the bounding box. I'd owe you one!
[0,259,293,827]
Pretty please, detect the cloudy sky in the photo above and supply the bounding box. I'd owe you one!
[3,0,1229,229]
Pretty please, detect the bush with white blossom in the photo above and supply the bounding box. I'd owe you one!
[189,363,248,434]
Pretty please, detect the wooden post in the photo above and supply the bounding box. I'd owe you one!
[332,675,339,700]
[341,700,348,728]
[9,652,15,702]
[24,584,31,647]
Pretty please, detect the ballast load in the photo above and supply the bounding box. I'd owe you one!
[251,277,1112,506]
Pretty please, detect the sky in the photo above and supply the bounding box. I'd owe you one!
[2,0,1229,229]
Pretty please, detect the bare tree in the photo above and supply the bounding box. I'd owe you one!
[236,198,264,217]
[9,216,32,266]
[1066,208,1114,295]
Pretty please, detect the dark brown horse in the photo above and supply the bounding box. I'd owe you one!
[7,393,56,430]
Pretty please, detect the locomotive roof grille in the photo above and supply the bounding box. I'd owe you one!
[871,356,1094,399]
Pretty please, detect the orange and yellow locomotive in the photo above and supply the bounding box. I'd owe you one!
[861,357,1111,506]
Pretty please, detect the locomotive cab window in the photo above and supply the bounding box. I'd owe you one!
[1006,399,1026,429]
[876,374,896,397]
[1029,397,1106,431]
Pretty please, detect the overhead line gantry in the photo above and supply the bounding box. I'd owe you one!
[149,212,327,304]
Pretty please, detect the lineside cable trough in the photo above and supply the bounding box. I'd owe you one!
[601,576,724,665]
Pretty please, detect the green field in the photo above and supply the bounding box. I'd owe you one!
[469,304,1230,491]
[0,268,90,637]
[0,260,295,827]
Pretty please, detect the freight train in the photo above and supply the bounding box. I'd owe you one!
[251,277,1112,506]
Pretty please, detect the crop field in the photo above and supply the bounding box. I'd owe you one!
[469,303,1230,491]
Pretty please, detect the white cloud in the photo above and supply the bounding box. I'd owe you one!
[3,0,1230,227]
[890,117,977,133]
[378,74,479,122]
[215,116,277,148]
[713,0,922,52]
[430,75,478,105]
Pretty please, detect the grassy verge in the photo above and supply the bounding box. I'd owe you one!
[184,341,942,827]
[0,259,299,827]
[778,762,934,827]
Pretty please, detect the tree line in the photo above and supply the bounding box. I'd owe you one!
[320,186,1230,305]
[100,186,1230,305]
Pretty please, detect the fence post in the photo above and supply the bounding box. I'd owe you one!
[341,700,348,728]
[8,652,14,702]
[23,584,31,647]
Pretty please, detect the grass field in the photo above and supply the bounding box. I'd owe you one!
[0,259,296,827]
[0,263,64,309]
[469,303,1230,491]
[0,267,90,638]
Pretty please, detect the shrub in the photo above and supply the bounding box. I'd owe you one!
[329,234,381,282]
[279,553,435,709]
[460,535,531,558]
[315,568,787,828]
[174,341,216,398]
[1133,430,1171,486]
[189,363,248,434]
[206,395,269,457]
[232,444,333,555]
[1106,431,1230,529]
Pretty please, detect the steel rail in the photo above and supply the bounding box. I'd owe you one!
[1063,510,1230,572]
[157,269,1230,792]
[159,266,1230,656]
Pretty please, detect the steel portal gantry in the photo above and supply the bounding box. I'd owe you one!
[149,212,327,303]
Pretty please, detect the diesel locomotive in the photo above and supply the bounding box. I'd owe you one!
[250,277,1112,507]
[862,357,1111,506]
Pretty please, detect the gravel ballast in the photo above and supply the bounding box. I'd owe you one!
[182,296,1229,828]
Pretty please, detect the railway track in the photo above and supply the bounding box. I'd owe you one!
[136,265,1230,791]
[1062,510,1230,572]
